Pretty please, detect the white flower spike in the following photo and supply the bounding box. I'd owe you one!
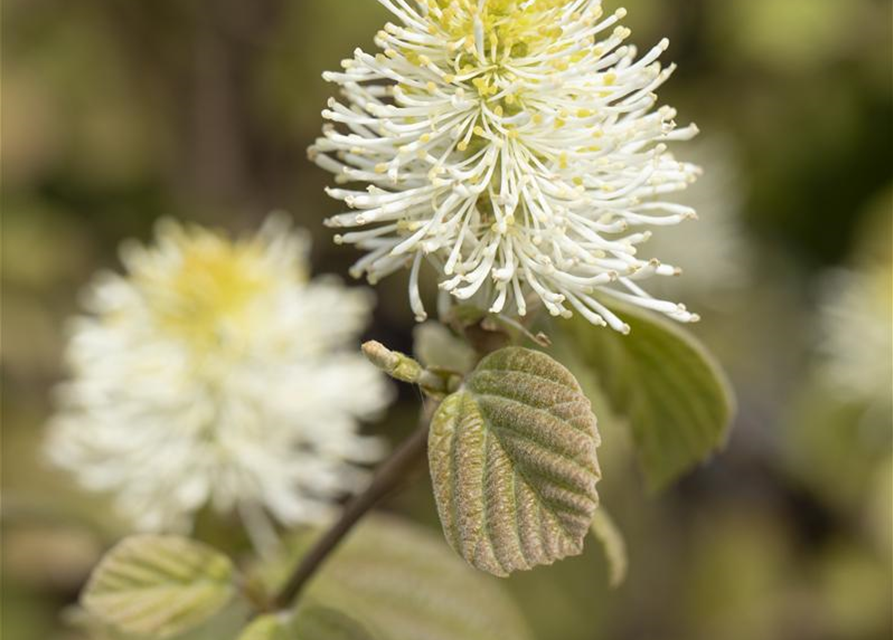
[47,214,393,532]
[311,0,701,332]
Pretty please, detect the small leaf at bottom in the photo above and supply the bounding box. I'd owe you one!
[238,606,376,640]
[81,535,235,639]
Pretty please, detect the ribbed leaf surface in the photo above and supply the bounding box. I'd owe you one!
[429,347,601,577]
[82,535,235,639]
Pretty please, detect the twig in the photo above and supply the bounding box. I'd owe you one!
[271,422,430,610]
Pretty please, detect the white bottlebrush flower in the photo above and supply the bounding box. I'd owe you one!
[818,263,892,404]
[311,0,701,332]
[46,215,392,532]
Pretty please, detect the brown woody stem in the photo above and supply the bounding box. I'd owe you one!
[271,422,430,610]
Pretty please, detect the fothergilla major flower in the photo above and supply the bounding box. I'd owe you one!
[311,0,701,333]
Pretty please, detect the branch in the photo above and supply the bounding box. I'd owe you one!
[361,340,461,398]
[271,422,430,610]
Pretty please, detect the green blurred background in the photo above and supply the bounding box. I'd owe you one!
[2,0,891,638]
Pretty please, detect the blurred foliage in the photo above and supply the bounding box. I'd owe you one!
[2,0,891,639]
[258,515,533,640]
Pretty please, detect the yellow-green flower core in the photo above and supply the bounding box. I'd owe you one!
[131,227,295,349]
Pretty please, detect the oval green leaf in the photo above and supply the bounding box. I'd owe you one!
[429,347,602,577]
[238,606,376,640]
[237,615,282,640]
[81,535,236,639]
[563,301,735,491]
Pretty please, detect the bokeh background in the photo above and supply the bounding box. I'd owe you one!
[3,0,891,638]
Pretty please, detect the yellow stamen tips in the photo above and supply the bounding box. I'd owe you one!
[473,125,486,136]
[457,141,469,151]
[420,133,432,143]
[559,152,568,169]
[508,128,519,140]
[426,81,437,92]
[573,176,583,186]
[554,118,566,129]
[443,73,456,83]
[494,105,504,117]
[505,93,516,105]
[532,113,544,125]
[603,72,617,86]
[375,163,388,173]
[577,109,592,118]
[385,48,398,58]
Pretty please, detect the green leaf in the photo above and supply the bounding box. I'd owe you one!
[238,606,375,640]
[65,603,251,640]
[261,515,533,640]
[413,321,477,374]
[82,535,236,639]
[563,302,735,491]
[237,616,282,640]
[429,347,601,577]
[589,509,628,588]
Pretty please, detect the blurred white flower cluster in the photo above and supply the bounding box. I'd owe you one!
[818,263,892,405]
[47,215,392,532]
[312,0,700,332]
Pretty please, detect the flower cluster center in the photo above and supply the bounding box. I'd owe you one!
[136,234,278,349]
